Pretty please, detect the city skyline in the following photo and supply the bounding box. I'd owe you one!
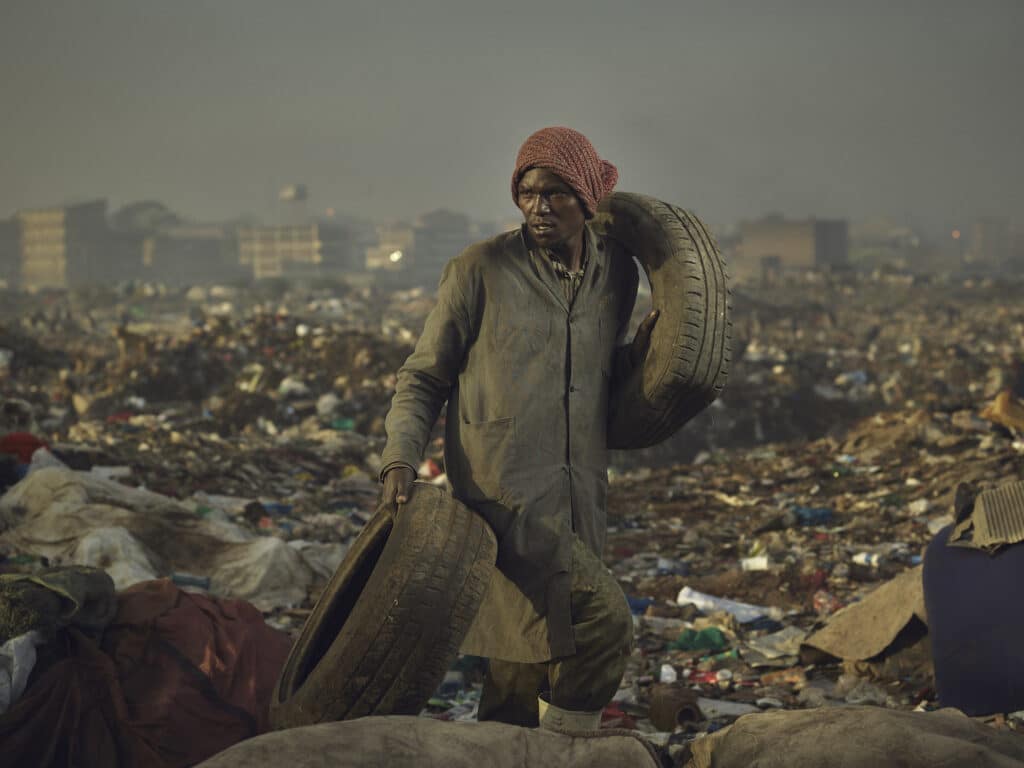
[2,1,1022,239]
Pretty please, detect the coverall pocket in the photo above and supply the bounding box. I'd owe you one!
[458,416,517,505]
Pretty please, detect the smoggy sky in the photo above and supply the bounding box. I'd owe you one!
[2,1,1021,236]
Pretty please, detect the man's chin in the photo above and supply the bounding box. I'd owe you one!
[531,229,562,246]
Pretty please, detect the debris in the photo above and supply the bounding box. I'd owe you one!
[802,566,927,663]
[676,587,782,624]
[982,391,1024,433]
[649,683,703,731]
[0,275,1023,747]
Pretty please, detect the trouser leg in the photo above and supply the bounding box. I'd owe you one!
[479,537,633,724]
[548,537,633,712]
[478,659,547,726]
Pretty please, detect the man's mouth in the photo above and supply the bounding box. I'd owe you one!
[531,221,556,233]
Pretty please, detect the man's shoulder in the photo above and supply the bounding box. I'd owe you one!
[446,228,522,276]
[458,228,520,265]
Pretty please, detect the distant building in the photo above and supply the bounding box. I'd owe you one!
[142,224,247,287]
[1012,228,1024,273]
[410,209,476,283]
[965,217,1011,273]
[238,222,359,280]
[733,215,848,283]
[16,200,139,290]
[846,217,937,272]
[0,217,18,289]
[475,218,520,237]
[368,209,481,288]
[365,222,416,272]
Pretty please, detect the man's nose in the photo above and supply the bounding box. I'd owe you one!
[536,195,552,212]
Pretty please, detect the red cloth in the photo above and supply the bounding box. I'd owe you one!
[0,579,292,768]
[0,432,49,463]
[511,126,618,217]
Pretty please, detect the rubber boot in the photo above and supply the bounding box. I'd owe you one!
[537,695,602,733]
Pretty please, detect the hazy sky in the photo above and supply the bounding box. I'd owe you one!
[2,1,1021,236]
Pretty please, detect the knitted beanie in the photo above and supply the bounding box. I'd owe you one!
[511,127,618,218]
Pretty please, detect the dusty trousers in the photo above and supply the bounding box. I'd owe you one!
[477,536,633,726]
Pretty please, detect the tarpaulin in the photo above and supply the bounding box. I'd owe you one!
[0,579,291,767]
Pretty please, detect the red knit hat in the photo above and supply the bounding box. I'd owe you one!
[511,127,618,218]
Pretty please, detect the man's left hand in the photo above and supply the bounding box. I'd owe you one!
[630,309,659,368]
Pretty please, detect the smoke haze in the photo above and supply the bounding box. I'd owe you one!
[2,0,1021,235]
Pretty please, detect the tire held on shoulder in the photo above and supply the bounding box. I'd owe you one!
[593,192,732,450]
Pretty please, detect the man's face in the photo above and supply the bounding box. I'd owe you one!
[516,167,587,250]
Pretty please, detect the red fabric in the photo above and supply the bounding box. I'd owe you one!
[0,629,162,767]
[0,432,49,463]
[511,126,618,217]
[0,579,293,768]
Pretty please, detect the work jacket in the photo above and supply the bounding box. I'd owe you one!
[380,222,638,661]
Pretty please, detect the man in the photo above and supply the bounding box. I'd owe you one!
[378,126,658,731]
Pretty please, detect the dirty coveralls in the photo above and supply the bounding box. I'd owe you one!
[380,222,638,724]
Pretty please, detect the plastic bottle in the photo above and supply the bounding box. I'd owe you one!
[755,505,833,533]
[792,506,834,526]
[171,572,212,589]
[852,552,884,567]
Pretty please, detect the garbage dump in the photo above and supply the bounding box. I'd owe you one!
[1,272,1024,766]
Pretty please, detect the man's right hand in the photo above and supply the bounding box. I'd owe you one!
[379,465,416,514]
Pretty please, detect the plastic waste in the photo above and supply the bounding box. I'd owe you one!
[755,505,833,533]
[0,631,43,714]
[209,536,313,611]
[27,447,66,473]
[656,557,690,576]
[907,498,931,516]
[89,465,133,481]
[852,552,884,567]
[696,697,759,719]
[790,506,834,526]
[316,393,341,419]
[72,526,161,589]
[627,595,656,615]
[813,590,844,616]
[288,540,349,580]
[277,377,311,398]
[676,586,783,623]
[172,572,212,589]
[669,627,729,652]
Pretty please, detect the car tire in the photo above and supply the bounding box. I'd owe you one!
[594,192,732,449]
[269,483,497,729]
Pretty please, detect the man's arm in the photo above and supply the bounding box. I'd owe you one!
[611,259,645,389]
[379,259,474,496]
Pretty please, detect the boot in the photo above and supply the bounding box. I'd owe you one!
[537,695,602,733]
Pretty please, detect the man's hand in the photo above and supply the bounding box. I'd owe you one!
[629,309,660,368]
[379,465,416,515]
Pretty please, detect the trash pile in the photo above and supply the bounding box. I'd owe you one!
[616,272,1024,467]
[0,284,430,643]
[603,400,1024,739]
[1,272,1024,760]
